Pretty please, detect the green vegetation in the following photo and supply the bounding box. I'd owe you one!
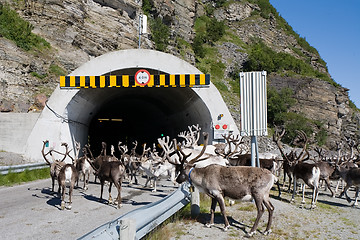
[31,71,47,80]
[49,64,67,77]
[267,86,296,126]
[0,4,50,51]
[0,167,50,186]
[150,17,170,51]
[142,0,153,15]
[192,15,226,58]
[267,86,327,145]
[248,0,323,59]
[243,40,338,87]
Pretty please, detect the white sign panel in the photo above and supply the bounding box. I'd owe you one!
[239,71,268,136]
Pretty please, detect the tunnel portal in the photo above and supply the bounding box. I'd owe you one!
[24,49,238,162]
[85,82,211,155]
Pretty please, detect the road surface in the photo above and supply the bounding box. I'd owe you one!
[0,175,178,239]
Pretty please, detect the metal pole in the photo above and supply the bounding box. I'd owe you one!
[251,136,256,167]
[138,15,142,49]
[255,136,260,167]
[191,187,200,217]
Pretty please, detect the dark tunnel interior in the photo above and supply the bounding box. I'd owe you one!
[70,68,212,156]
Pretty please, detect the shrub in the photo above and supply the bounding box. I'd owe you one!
[192,35,205,58]
[283,112,313,144]
[150,17,170,51]
[316,128,328,146]
[267,86,296,126]
[206,18,225,43]
[0,4,50,51]
[142,0,153,15]
[49,64,67,76]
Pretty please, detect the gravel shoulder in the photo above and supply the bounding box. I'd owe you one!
[165,186,360,240]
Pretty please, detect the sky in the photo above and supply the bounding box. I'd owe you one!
[269,0,360,107]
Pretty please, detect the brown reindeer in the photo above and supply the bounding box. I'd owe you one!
[84,148,125,209]
[168,132,276,237]
[41,140,69,192]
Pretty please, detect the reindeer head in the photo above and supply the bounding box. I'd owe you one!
[168,132,209,184]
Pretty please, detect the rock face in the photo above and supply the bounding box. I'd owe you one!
[0,0,358,149]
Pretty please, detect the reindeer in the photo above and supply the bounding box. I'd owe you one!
[84,149,125,209]
[70,141,92,190]
[274,128,320,208]
[41,140,69,192]
[58,144,79,210]
[333,163,360,206]
[86,142,119,183]
[217,133,282,197]
[168,132,276,237]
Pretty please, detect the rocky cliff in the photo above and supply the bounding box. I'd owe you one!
[0,0,359,149]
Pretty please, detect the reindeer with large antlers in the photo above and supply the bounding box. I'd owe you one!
[168,132,276,237]
[216,133,282,197]
[41,140,70,193]
[274,128,320,208]
[84,147,126,209]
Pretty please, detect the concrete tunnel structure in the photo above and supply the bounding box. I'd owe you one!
[24,49,239,162]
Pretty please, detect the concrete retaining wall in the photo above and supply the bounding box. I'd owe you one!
[0,113,40,154]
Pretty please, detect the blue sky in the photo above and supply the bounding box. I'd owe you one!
[269,0,360,107]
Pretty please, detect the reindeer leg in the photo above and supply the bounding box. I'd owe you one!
[325,178,335,197]
[248,196,265,237]
[114,180,122,209]
[151,178,157,192]
[67,185,73,210]
[353,187,359,206]
[301,184,306,205]
[217,196,230,231]
[287,174,292,193]
[100,181,104,202]
[276,180,281,198]
[61,184,65,210]
[52,176,55,192]
[263,198,274,235]
[108,182,113,204]
[339,184,351,203]
[291,177,297,202]
[206,198,217,228]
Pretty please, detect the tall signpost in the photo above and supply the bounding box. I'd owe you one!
[240,71,268,167]
[138,15,147,49]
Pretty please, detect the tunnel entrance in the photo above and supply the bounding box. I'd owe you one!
[24,49,239,162]
[86,85,211,156]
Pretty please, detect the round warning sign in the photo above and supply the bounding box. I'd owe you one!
[135,69,151,86]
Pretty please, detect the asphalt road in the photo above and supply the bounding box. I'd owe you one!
[0,174,178,239]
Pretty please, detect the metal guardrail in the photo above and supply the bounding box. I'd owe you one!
[0,163,48,175]
[79,183,191,240]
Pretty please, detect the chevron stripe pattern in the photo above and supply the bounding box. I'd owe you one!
[59,74,210,88]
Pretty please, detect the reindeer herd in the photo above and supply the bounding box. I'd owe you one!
[41,124,360,237]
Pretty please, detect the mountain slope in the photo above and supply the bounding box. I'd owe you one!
[0,0,359,149]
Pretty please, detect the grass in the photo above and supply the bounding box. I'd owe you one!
[0,4,50,51]
[0,167,50,186]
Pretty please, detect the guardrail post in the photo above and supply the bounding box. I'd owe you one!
[119,219,136,240]
[190,187,200,217]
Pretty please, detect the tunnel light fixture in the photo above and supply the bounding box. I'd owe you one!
[97,118,123,122]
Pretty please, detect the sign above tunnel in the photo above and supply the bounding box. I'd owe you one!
[59,73,210,89]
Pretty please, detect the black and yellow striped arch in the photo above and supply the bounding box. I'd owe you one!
[59,74,210,89]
